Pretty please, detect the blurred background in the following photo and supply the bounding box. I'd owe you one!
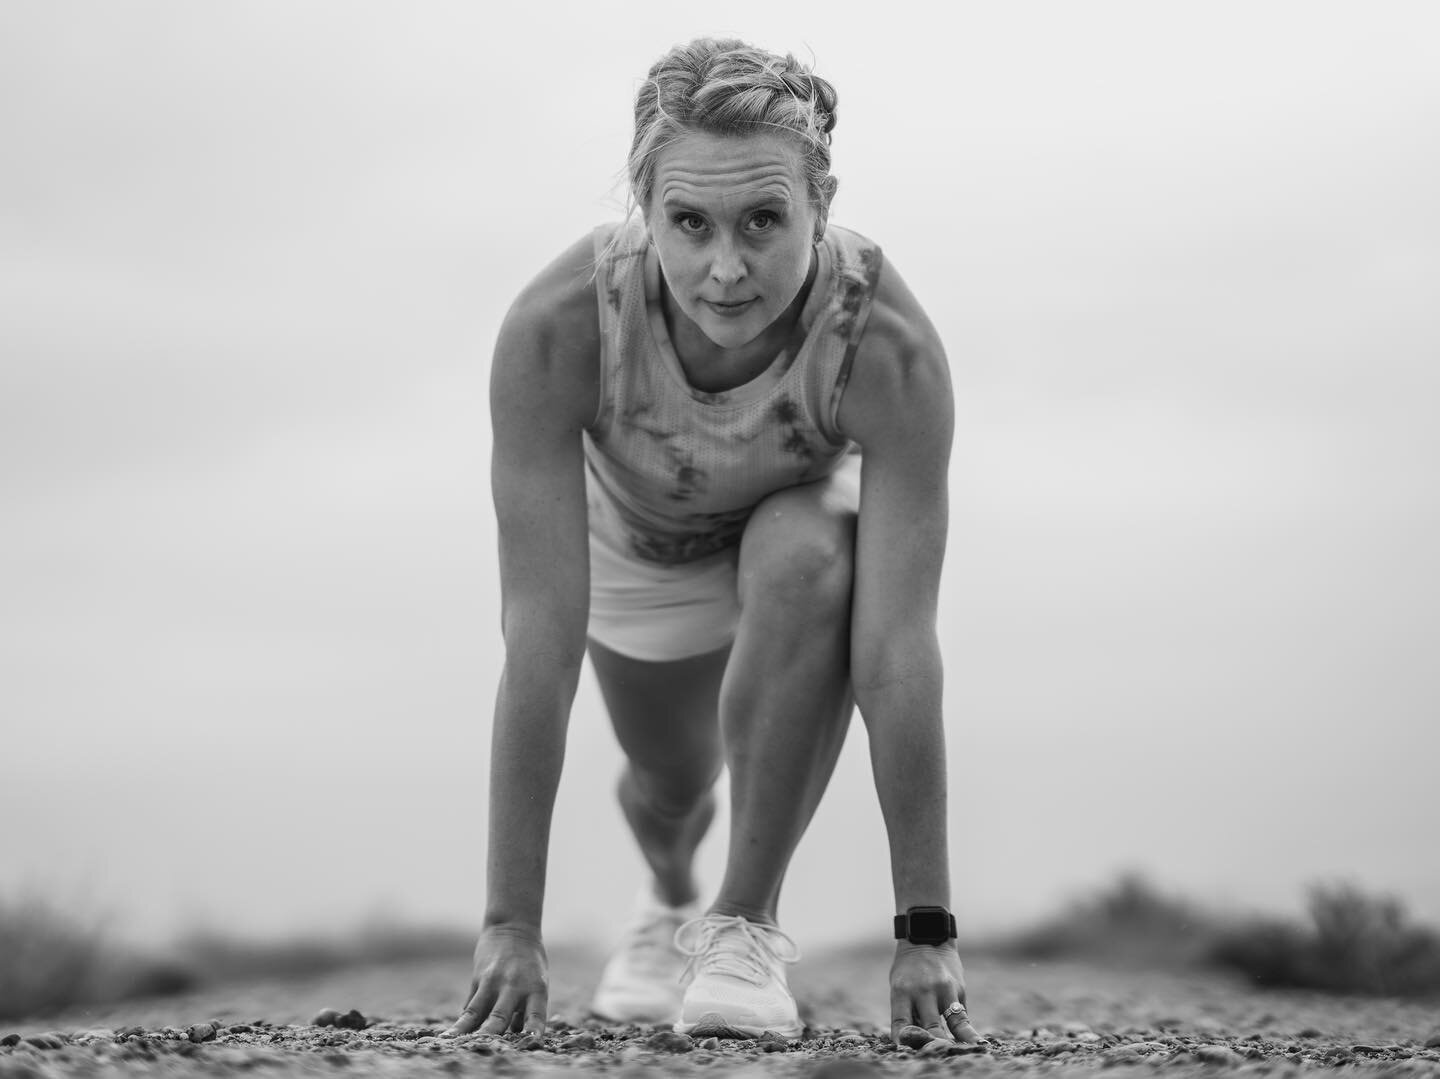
[2,0,1437,995]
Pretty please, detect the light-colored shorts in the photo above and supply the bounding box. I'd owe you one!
[586,456,862,663]
[587,528,740,663]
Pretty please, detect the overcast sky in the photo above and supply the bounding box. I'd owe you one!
[2,1,1438,950]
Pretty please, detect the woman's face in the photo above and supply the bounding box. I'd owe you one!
[645,130,825,352]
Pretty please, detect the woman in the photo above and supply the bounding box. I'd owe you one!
[447,37,978,1046]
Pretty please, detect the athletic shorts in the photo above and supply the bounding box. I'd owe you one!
[586,527,740,663]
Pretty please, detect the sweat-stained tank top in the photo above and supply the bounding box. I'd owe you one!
[583,214,884,566]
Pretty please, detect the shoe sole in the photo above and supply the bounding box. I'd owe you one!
[675,1011,802,1040]
[589,1000,681,1025]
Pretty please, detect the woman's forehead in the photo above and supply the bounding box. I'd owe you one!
[652,131,805,207]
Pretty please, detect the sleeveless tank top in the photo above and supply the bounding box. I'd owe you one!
[583,214,884,566]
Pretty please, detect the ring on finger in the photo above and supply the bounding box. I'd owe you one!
[943,1002,967,1019]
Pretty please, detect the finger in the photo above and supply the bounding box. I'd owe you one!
[942,1002,981,1044]
[478,993,521,1037]
[444,982,488,1037]
[952,1016,983,1044]
[889,984,911,1045]
[521,991,549,1036]
[915,998,949,1043]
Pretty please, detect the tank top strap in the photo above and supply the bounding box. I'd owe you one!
[818,226,885,444]
[589,217,649,433]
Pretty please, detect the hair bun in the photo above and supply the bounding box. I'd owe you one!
[629,38,841,210]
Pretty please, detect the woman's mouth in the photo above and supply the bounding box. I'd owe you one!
[703,298,758,318]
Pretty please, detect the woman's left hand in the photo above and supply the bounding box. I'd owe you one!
[889,941,983,1045]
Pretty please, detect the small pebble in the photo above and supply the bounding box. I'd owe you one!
[0,1034,20,1048]
[515,1034,547,1051]
[1193,1045,1243,1066]
[699,1037,721,1050]
[187,1023,217,1043]
[917,1039,951,1057]
[559,1032,595,1050]
[758,1032,790,1052]
[337,1010,367,1031]
[896,1024,933,1049]
[21,1033,65,1050]
[313,1009,343,1028]
[1297,1027,1323,1038]
[70,1028,115,1045]
[645,1030,695,1053]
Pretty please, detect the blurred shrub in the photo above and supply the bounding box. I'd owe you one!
[0,894,103,1019]
[0,894,472,1019]
[993,871,1216,967]
[175,921,475,984]
[0,892,202,1020]
[1210,882,1440,997]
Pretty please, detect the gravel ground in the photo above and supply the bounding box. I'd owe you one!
[4,946,1439,1077]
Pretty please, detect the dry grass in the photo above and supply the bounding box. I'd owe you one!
[991,872,1440,999]
[1210,881,1440,997]
[0,893,473,1021]
[989,871,1218,968]
[0,893,105,1019]
[7,874,1438,1021]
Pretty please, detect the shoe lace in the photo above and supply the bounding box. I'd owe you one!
[674,914,800,987]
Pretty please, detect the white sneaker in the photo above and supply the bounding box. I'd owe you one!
[589,888,700,1023]
[672,913,803,1039]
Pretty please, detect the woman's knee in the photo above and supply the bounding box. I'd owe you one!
[738,487,857,611]
[620,760,718,820]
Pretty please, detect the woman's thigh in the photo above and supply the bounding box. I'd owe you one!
[586,637,728,797]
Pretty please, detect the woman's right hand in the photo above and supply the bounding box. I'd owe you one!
[444,924,549,1037]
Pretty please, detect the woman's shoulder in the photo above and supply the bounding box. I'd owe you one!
[854,242,943,369]
[503,231,605,348]
[493,230,607,424]
[836,240,952,444]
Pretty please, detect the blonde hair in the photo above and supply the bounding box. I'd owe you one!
[628,38,839,214]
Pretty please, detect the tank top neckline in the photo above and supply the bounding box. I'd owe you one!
[642,238,834,408]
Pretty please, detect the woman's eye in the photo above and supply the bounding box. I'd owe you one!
[676,214,707,233]
[749,211,778,231]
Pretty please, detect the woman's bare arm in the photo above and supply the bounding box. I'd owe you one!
[837,257,979,1044]
[449,233,601,1037]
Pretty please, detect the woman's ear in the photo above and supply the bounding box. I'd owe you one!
[814,176,839,237]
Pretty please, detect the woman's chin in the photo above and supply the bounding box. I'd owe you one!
[695,314,766,352]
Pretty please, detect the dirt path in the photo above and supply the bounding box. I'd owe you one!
[4,945,1439,1076]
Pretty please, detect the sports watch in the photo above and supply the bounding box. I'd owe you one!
[894,906,958,945]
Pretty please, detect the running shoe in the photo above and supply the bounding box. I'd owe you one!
[589,888,700,1023]
[672,913,803,1039]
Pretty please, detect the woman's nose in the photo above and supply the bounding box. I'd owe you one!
[709,239,746,285]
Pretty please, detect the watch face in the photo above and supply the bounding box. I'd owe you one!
[908,909,952,943]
